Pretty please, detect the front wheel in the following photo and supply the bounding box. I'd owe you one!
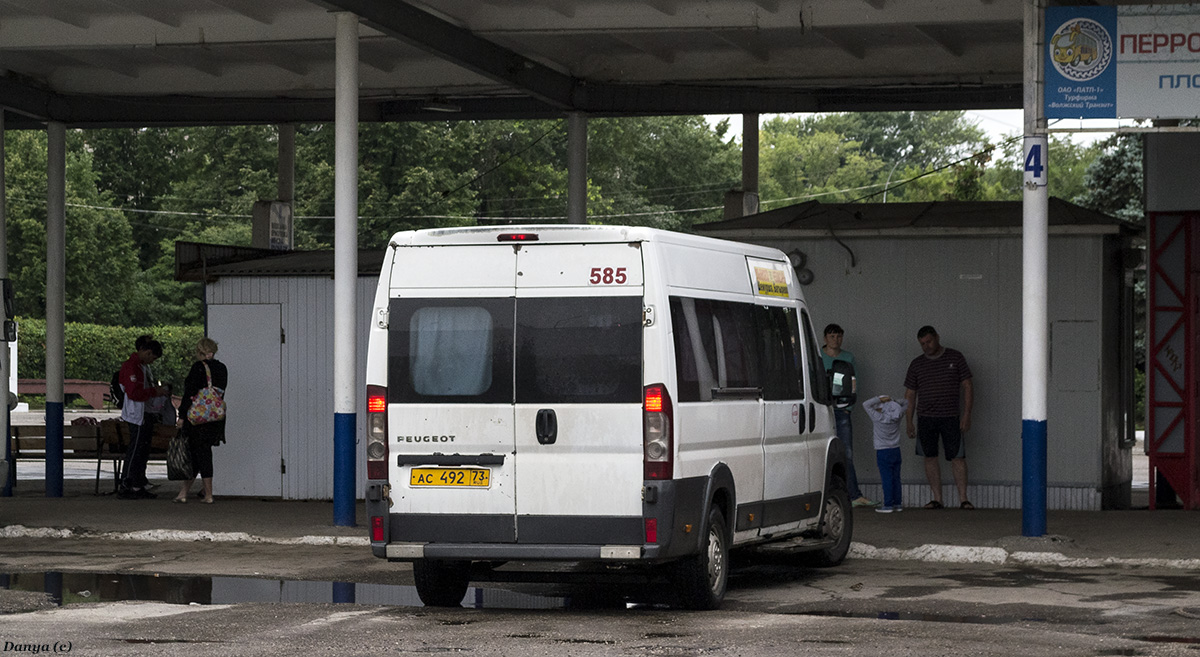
[670,506,730,610]
[412,560,470,607]
[810,474,853,567]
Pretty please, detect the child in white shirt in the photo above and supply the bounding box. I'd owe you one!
[863,394,909,513]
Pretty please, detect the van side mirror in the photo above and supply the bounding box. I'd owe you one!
[828,359,856,406]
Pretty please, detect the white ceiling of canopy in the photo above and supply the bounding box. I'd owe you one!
[0,0,1170,127]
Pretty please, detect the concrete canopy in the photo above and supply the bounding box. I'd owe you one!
[0,0,1055,128]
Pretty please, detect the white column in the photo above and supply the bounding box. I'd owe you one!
[46,121,67,497]
[0,109,8,497]
[333,12,359,525]
[1021,0,1048,535]
[46,123,65,406]
[567,113,587,224]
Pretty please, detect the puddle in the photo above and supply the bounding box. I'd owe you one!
[0,572,567,609]
[793,610,1054,625]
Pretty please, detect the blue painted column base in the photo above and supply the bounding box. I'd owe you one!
[334,412,357,527]
[332,581,356,604]
[3,410,12,497]
[46,402,64,498]
[1021,419,1047,537]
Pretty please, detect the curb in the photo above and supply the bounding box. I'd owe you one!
[0,524,369,547]
[4,526,1196,570]
[850,542,1200,570]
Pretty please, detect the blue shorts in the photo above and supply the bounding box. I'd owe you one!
[916,416,964,460]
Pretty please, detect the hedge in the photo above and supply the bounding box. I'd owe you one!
[15,318,206,392]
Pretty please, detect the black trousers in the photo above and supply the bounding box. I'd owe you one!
[121,420,154,490]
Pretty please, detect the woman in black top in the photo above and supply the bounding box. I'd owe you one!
[173,337,228,504]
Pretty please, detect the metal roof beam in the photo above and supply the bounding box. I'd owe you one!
[0,79,1020,128]
[318,0,577,109]
[0,75,55,121]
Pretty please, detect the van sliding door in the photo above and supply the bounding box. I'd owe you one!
[758,304,815,528]
[669,297,766,538]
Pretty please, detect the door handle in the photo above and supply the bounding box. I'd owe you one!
[536,409,557,445]
[808,402,815,433]
[797,403,806,435]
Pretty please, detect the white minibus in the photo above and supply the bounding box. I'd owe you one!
[364,225,851,609]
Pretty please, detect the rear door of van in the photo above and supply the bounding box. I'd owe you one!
[386,245,519,543]
[512,242,646,545]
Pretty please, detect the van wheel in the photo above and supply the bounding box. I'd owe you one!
[671,506,729,610]
[810,475,853,567]
[412,560,470,607]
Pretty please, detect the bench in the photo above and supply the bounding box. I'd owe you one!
[8,419,171,495]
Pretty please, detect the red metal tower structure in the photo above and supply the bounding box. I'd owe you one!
[1147,212,1200,509]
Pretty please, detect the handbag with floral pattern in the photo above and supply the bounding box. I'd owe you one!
[187,362,226,425]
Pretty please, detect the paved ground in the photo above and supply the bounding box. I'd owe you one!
[0,476,1194,570]
[1,409,1183,570]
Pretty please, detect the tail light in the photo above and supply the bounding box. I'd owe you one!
[644,518,658,543]
[643,384,673,480]
[497,232,539,242]
[367,384,388,480]
[371,516,385,542]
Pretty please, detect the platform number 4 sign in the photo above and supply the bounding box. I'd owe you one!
[1023,136,1048,188]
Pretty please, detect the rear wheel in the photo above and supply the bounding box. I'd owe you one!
[412,560,470,607]
[809,474,853,567]
[671,506,730,610]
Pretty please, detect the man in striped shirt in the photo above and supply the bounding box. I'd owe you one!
[904,326,974,510]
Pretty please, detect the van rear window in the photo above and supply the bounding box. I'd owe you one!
[388,298,513,403]
[388,296,641,404]
[516,297,642,404]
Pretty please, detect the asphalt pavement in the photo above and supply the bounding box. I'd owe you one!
[1,471,1197,569]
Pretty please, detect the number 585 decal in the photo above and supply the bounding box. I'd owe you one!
[589,267,627,284]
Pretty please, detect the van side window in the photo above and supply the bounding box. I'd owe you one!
[515,296,642,404]
[800,309,832,405]
[388,298,514,403]
[756,305,802,401]
[670,297,762,401]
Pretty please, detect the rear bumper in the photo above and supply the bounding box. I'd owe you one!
[365,476,710,562]
[381,542,643,561]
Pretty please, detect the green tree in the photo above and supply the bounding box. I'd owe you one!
[295,121,482,249]
[1074,134,1143,223]
[797,111,989,169]
[586,116,740,230]
[759,118,883,206]
[5,130,141,325]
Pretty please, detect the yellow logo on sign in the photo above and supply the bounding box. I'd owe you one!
[754,267,789,297]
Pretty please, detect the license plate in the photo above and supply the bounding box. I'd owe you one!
[410,467,490,487]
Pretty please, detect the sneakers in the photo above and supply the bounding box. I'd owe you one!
[851,496,879,507]
[116,486,158,500]
[874,506,893,513]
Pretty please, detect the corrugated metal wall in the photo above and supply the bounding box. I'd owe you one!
[207,276,376,500]
[738,233,1123,510]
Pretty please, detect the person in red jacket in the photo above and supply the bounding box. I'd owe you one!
[118,340,168,499]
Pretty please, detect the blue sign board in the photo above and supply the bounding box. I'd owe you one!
[1045,6,1118,118]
